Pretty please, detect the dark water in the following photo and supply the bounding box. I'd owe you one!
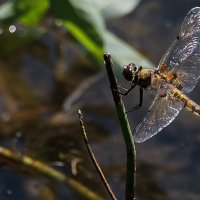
[0,0,200,200]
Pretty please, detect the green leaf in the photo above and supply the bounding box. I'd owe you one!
[0,0,49,26]
[96,0,140,19]
[105,31,154,68]
[15,0,49,26]
[63,21,103,61]
[50,0,105,61]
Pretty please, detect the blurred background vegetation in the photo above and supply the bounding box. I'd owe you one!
[0,0,200,200]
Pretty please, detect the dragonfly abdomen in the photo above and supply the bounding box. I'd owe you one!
[169,88,200,116]
[172,89,200,116]
[185,99,200,116]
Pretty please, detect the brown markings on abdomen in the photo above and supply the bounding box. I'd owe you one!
[185,99,200,116]
[171,88,200,116]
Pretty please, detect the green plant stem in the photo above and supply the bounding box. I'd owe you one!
[104,52,136,200]
[0,146,103,200]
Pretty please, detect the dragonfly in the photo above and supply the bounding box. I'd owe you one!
[120,7,200,143]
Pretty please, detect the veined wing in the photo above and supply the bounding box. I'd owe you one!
[134,94,184,143]
[158,7,200,93]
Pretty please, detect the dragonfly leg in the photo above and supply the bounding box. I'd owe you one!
[117,85,129,91]
[115,82,137,96]
[126,88,143,113]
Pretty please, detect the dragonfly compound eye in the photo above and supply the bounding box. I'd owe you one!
[122,63,136,81]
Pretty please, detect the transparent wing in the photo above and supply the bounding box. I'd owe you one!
[134,95,184,143]
[158,7,200,93]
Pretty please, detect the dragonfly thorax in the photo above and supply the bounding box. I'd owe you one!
[122,63,153,88]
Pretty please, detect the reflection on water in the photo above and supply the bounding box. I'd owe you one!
[0,0,200,200]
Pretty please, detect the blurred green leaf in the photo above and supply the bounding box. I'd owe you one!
[50,0,105,61]
[0,0,152,68]
[105,31,154,68]
[0,0,49,26]
[16,0,49,26]
[96,0,140,19]
[63,21,103,61]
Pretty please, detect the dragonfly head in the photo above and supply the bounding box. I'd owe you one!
[122,63,139,82]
